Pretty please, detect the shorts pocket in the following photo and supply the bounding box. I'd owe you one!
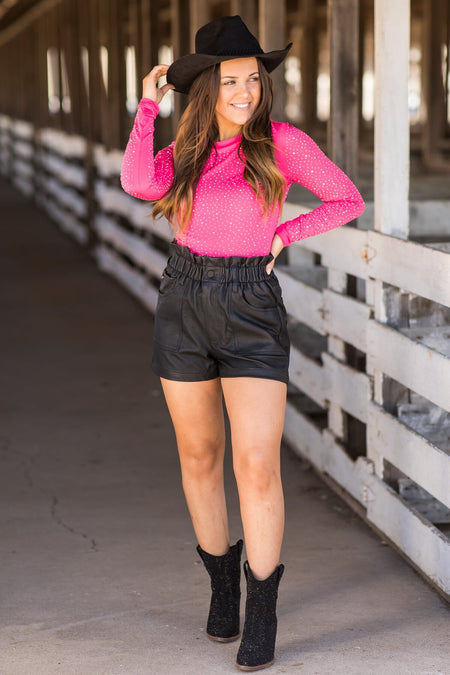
[240,280,278,311]
[158,265,181,296]
[154,275,184,352]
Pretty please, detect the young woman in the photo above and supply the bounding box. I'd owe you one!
[121,15,365,671]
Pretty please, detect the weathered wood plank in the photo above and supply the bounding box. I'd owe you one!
[289,225,370,280]
[277,268,325,334]
[374,0,410,239]
[367,403,450,510]
[323,288,370,352]
[322,353,371,423]
[289,346,326,407]
[94,214,166,278]
[283,402,325,470]
[367,476,450,594]
[96,244,158,313]
[367,231,450,308]
[367,320,450,412]
[284,403,373,505]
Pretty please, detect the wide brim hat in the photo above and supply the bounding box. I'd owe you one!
[167,15,292,95]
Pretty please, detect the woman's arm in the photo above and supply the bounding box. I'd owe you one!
[120,65,175,200]
[274,123,365,247]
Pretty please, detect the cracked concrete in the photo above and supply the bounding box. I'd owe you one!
[0,177,449,674]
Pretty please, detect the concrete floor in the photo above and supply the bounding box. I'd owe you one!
[0,177,449,675]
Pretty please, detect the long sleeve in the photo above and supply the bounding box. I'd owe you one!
[120,98,174,200]
[274,122,365,247]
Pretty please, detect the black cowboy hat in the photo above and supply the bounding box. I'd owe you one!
[167,15,292,95]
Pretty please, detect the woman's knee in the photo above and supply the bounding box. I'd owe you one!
[178,437,224,477]
[233,449,281,493]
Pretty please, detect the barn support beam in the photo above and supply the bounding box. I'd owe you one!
[259,0,286,121]
[189,0,209,52]
[300,0,319,134]
[327,0,359,181]
[171,0,190,131]
[326,0,360,450]
[230,0,257,35]
[421,0,449,169]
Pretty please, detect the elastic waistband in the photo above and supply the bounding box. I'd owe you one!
[167,241,273,282]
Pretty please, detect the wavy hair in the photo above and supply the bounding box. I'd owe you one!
[152,59,286,233]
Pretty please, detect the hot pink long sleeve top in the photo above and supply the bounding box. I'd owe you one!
[120,98,365,257]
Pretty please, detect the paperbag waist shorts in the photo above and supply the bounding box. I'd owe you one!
[151,242,290,384]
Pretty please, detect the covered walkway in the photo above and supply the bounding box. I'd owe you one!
[1,177,449,674]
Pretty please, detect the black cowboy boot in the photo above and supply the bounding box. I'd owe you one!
[236,561,285,671]
[197,539,243,642]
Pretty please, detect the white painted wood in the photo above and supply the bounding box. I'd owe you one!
[323,289,370,352]
[322,430,375,505]
[44,177,87,218]
[367,476,450,593]
[277,269,325,334]
[94,214,166,278]
[322,353,371,423]
[289,346,326,407]
[13,140,33,159]
[368,403,450,510]
[367,320,450,412]
[96,245,158,313]
[41,153,87,189]
[284,403,374,506]
[283,402,326,471]
[94,144,124,177]
[12,158,33,180]
[286,225,370,280]
[400,326,450,358]
[374,0,410,238]
[367,231,450,308]
[38,128,87,158]
[45,200,88,245]
[288,226,450,308]
[11,120,34,139]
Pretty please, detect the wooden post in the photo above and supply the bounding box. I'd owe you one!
[259,0,286,121]
[171,0,190,132]
[326,0,360,449]
[190,0,209,52]
[327,0,359,182]
[367,0,411,479]
[230,0,257,35]
[421,0,448,168]
[300,0,319,134]
[373,0,410,240]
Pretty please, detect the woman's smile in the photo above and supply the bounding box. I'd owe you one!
[215,57,261,139]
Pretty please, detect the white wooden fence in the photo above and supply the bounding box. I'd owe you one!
[1,116,449,599]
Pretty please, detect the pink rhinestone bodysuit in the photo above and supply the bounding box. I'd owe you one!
[120,98,365,256]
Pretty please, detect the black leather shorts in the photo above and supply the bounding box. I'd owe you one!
[151,242,290,383]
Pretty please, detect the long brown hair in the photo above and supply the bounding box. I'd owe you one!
[152,59,286,232]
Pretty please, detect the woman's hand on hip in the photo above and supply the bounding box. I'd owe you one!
[142,65,175,105]
[266,234,284,275]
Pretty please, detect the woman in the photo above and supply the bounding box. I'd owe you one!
[121,15,364,671]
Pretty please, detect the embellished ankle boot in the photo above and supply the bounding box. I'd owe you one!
[197,539,243,642]
[236,561,285,671]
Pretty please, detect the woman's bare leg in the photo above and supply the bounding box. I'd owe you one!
[160,377,230,556]
[221,377,286,580]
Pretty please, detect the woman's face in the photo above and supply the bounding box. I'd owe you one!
[215,57,261,139]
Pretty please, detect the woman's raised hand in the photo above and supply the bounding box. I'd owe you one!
[142,65,175,105]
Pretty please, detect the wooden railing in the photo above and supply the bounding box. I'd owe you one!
[1,117,449,599]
